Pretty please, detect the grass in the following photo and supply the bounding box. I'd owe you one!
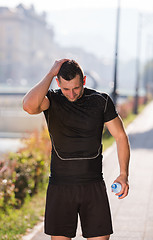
[123,103,146,128]
[0,183,48,240]
[0,101,148,239]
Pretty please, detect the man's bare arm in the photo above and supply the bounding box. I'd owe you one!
[22,59,69,114]
[105,116,130,199]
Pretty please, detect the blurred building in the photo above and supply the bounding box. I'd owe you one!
[0,4,57,87]
[0,4,113,91]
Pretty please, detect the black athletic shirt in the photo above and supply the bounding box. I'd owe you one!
[43,87,118,184]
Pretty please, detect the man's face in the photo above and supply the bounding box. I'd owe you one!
[56,75,86,102]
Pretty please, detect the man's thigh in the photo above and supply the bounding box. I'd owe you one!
[45,184,78,238]
[79,181,113,238]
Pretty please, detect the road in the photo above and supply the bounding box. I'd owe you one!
[22,100,153,240]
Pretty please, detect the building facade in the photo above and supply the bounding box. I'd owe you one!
[0,4,56,87]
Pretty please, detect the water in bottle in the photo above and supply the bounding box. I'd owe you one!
[111,182,123,197]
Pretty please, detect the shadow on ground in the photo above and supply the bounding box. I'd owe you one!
[128,127,153,150]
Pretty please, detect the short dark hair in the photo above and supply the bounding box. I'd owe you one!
[57,60,84,83]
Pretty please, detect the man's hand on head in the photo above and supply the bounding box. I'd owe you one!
[49,59,70,77]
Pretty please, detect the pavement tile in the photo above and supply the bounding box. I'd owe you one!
[73,235,85,240]
[111,231,143,238]
[111,238,143,240]
[143,222,153,237]
[144,238,153,240]
[115,204,147,218]
[113,220,146,232]
[31,232,50,240]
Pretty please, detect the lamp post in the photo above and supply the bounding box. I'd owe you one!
[112,0,121,106]
[133,13,142,114]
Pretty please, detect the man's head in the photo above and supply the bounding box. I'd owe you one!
[56,60,86,102]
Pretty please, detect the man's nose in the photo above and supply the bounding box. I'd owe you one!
[69,90,75,98]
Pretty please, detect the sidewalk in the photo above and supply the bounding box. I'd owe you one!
[23,101,153,240]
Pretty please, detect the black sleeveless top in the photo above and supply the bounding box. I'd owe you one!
[43,87,118,184]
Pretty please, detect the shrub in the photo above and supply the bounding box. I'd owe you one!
[117,96,146,119]
[0,127,51,210]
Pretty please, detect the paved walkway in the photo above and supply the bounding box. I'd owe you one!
[23,101,153,240]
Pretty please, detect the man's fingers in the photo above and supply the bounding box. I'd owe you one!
[58,58,70,64]
[118,184,129,199]
[50,59,70,76]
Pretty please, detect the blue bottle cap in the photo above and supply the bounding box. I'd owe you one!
[111,184,117,189]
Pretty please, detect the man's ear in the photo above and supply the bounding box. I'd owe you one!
[56,78,60,87]
[83,76,86,86]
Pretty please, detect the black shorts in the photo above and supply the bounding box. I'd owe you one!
[44,181,113,238]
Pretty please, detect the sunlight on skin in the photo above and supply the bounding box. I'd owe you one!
[56,75,86,102]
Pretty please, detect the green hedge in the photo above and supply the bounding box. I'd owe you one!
[0,128,51,210]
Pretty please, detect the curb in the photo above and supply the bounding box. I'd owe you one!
[22,221,44,240]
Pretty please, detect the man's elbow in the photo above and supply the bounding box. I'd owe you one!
[22,99,38,115]
[22,102,32,114]
[116,131,129,143]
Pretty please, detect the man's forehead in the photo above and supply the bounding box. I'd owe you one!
[60,75,82,86]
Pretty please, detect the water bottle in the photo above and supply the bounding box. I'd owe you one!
[111,182,123,197]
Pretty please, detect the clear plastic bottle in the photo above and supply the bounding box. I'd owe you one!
[111,182,123,197]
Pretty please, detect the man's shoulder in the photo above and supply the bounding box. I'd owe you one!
[46,89,63,106]
[48,88,62,97]
[85,88,109,101]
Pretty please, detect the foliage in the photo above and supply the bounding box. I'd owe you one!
[142,59,153,90]
[0,186,47,240]
[117,96,146,119]
[0,127,51,210]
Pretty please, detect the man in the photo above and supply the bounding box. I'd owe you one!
[23,59,130,240]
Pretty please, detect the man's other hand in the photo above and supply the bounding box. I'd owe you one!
[113,174,129,199]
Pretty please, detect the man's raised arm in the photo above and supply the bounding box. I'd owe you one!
[22,59,68,114]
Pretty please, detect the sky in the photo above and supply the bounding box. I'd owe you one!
[1,0,153,12]
[1,0,153,61]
